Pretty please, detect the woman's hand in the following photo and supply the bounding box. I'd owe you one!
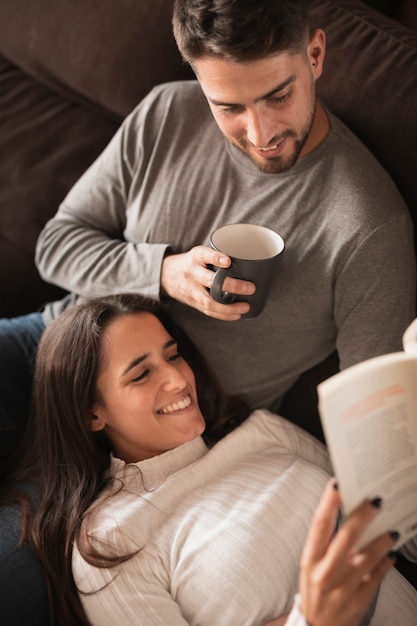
[298,479,397,626]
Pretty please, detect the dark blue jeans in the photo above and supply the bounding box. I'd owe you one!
[0,313,49,624]
[0,501,50,625]
[0,312,45,474]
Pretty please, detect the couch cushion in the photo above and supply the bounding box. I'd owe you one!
[0,0,193,118]
[0,55,120,316]
[0,0,195,317]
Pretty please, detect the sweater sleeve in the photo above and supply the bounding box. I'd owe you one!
[73,541,191,626]
[285,594,309,626]
[35,94,170,301]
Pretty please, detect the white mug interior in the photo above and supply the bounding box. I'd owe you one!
[211,223,284,260]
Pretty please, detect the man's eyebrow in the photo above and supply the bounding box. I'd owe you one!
[121,339,177,376]
[260,76,296,101]
[208,75,296,107]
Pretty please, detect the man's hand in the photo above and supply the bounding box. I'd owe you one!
[299,479,396,626]
[160,246,255,320]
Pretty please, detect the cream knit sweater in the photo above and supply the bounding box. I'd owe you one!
[72,410,417,625]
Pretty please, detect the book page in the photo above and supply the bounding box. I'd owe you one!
[318,353,417,550]
[403,317,417,356]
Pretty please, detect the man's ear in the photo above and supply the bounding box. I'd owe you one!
[87,408,106,433]
[308,28,326,78]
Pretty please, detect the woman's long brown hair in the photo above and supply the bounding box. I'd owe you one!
[1,294,249,625]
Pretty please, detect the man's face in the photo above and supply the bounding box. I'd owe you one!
[194,32,325,174]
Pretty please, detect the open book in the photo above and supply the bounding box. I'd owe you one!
[317,318,417,551]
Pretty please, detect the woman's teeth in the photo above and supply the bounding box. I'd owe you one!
[159,395,192,414]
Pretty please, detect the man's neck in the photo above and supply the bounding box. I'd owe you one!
[300,100,330,158]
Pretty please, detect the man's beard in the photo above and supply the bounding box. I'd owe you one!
[232,100,317,174]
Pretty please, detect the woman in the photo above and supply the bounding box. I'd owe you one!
[3,294,416,626]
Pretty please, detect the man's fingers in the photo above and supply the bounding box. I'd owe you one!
[203,267,255,295]
[161,247,253,319]
[192,245,230,269]
[194,246,256,296]
[198,289,250,320]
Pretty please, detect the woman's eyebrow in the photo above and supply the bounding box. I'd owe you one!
[122,354,147,377]
[121,339,177,376]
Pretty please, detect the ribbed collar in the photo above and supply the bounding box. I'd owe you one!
[110,436,209,491]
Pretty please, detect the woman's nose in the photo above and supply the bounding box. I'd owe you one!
[161,363,187,391]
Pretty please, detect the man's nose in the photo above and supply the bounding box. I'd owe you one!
[246,108,275,148]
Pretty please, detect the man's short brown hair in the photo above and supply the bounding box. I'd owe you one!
[172,0,310,64]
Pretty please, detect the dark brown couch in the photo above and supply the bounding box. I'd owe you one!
[0,0,416,611]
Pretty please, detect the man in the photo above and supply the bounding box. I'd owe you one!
[1,0,415,461]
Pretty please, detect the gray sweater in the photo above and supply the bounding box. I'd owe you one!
[36,80,416,411]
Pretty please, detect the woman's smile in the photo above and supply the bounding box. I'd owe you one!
[157,394,193,415]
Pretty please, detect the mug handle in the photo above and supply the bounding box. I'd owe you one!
[210,268,236,304]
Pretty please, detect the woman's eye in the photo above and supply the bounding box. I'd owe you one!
[131,370,149,383]
[168,352,182,362]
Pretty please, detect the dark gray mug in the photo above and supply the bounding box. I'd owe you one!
[210,223,285,319]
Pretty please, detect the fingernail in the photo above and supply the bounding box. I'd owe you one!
[389,531,400,542]
[370,497,383,508]
[219,256,228,266]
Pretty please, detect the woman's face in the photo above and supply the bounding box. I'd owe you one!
[90,311,206,462]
